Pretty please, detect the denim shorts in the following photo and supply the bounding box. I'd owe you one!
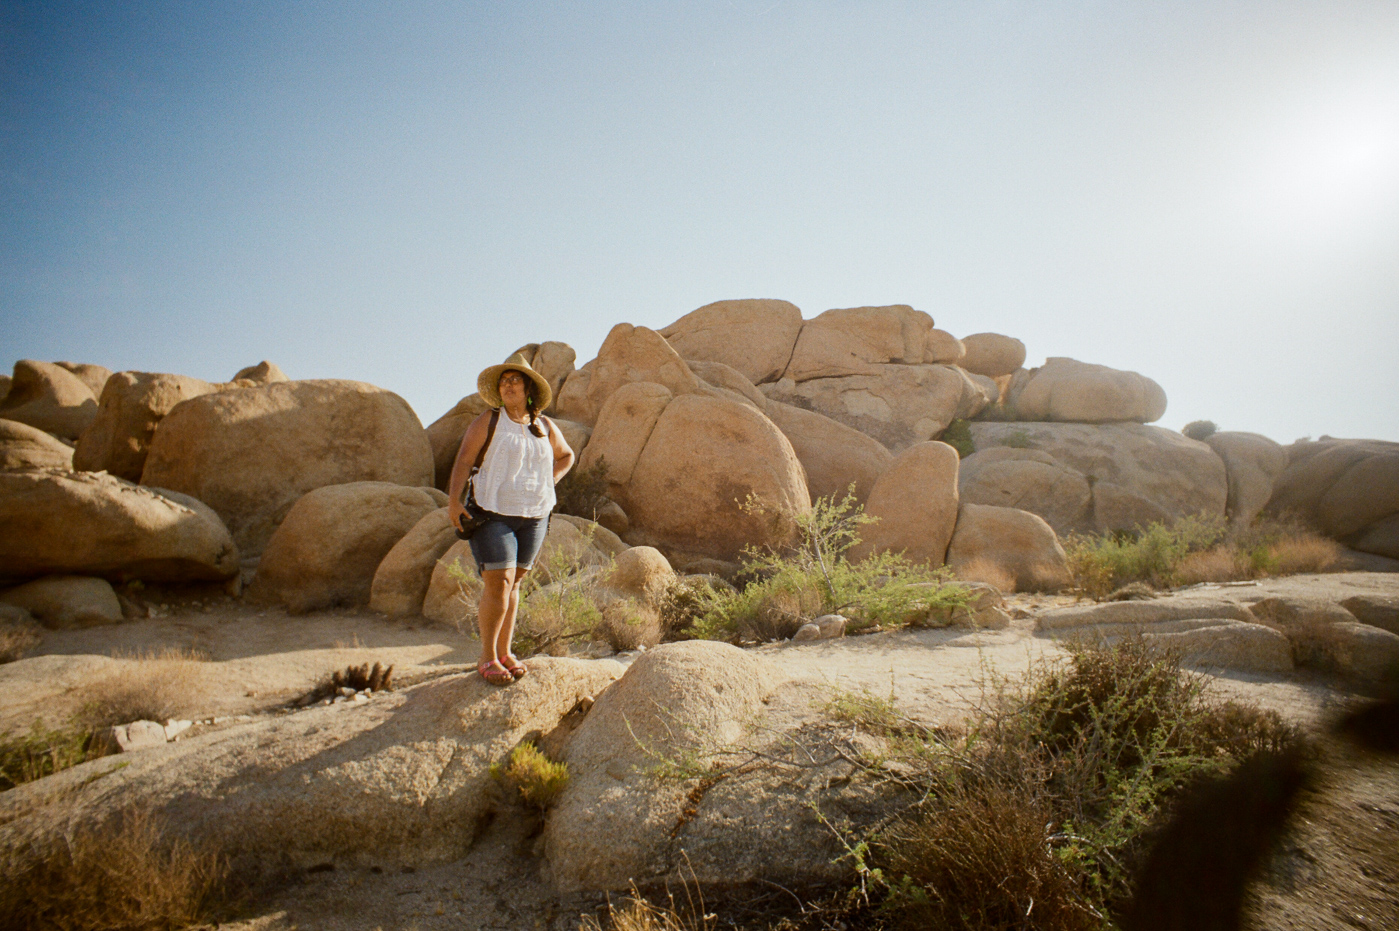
[468,512,550,573]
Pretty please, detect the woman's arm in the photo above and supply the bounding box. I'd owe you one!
[543,416,575,483]
[446,411,494,529]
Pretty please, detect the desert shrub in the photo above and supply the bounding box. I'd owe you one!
[657,576,731,640]
[0,722,108,790]
[938,418,975,458]
[0,806,230,931]
[492,742,570,809]
[953,555,1017,593]
[578,886,716,931]
[691,491,974,642]
[555,456,612,521]
[0,615,42,663]
[1064,515,1227,598]
[1003,427,1033,448]
[595,601,661,652]
[1182,420,1218,441]
[857,639,1302,928]
[78,649,210,729]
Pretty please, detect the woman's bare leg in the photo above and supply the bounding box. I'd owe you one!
[496,569,529,660]
[477,567,517,666]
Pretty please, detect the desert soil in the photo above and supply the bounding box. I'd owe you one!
[2,572,1397,930]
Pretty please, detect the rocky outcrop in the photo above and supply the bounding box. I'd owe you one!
[658,299,804,385]
[72,372,219,481]
[553,325,700,427]
[1010,357,1167,423]
[957,447,1093,535]
[248,483,445,613]
[762,364,991,451]
[578,383,674,485]
[0,470,238,583]
[229,360,288,385]
[0,360,99,440]
[968,422,1227,533]
[764,401,894,504]
[141,380,434,557]
[853,441,960,566]
[0,575,123,628]
[1204,431,1289,527]
[1266,438,1399,560]
[959,333,1026,378]
[369,508,458,617]
[55,362,112,398]
[946,503,1070,592]
[608,393,810,563]
[783,305,939,381]
[1251,596,1399,682]
[689,360,768,412]
[0,419,74,471]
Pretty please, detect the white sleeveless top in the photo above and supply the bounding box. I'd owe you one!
[473,412,557,518]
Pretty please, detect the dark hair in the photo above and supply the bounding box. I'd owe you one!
[501,369,547,437]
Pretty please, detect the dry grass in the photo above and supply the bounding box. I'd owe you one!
[0,722,108,790]
[595,602,662,652]
[954,556,1017,593]
[1268,534,1342,575]
[0,616,42,663]
[78,648,209,729]
[0,807,230,931]
[578,883,716,931]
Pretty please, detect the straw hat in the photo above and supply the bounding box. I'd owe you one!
[477,352,553,411]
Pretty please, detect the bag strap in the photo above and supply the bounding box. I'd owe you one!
[470,409,500,472]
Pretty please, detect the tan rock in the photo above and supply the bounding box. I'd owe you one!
[947,503,1070,592]
[658,299,804,385]
[229,360,288,385]
[141,380,434,557]
[593,498,629,535]
[1145,621,1294,674]
[0,419,74,471]
[959,334,1027,378]
[423,540,479,626]
[54,363,112,398]
[0,575,123,628]
[425,393,493,490]
[578,382,673,485]
[568,324,701,427]
[923,329,966,364]
[532,518,613,583]
[509,341,577,404]
[553,418,591,461]
[616,394,810,562]
[601,547,676,607]
[551,513,628,557]
[370,508,458,616]
[688,359,767,411]
[1266,438,1399,559]
[1014,357,1167,424]
[784,304,935,381]
[0,470,238,583]
[762,364,989,451]
[1196,431,1286,527]
[248,482,442,613]
[957,447,1092,535]
[0,360,98,440]
[551,364,593,423]
[764,401,893,505]
[1038,597,1258,632]
[1252,596,1399,682]
[72,372,219,481]
[852,441,960,566]
[969,422,1227,534]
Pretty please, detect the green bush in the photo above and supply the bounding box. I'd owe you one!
[0,722,107,791]
[1064,515,1227,598]
[492,742,570,809]
[939,418,975,458]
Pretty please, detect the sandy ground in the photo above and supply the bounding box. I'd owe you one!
[2,572,1397,929]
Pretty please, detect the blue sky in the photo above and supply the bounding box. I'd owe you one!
[3,1,1397,443]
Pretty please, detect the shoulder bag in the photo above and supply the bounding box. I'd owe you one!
[455,409,501,540]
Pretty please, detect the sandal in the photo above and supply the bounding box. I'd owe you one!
[501,655,528,679]
[478,660,514,686]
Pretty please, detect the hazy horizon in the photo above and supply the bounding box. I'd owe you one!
[3,1,1397,445]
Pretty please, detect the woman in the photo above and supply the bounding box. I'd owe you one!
[447,352,574,685]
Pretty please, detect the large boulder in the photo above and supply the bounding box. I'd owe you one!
[762,364,991,451]
[611,394,810,563]
[554,324,700,427]
[425,393,493,490]
[369,508,458,617]
[55,362,112,398]
[1204,431,1289,527]
[578,382,674,485]
[422,540,480,626]
[229,360,288,385]
[1266,439,1399,560]
[946,503,1070,592]
[0,419,73,471]
[783,305,936,381]
[657,299,804,385]
[968,422,1227,534]
[957,446,1093,535]
[1012,357,1167,423]
[852,441,960,566]
[1252,596,1399,682]
[959,333,1026,378]
[688,360,767,412]
[599,546,676,607]
[141,380,434,557]
[0,660,622,873]
[0,360,99,440]
[0,470,238,583]
[0,575,123,628]
[73,372,219,481]
[764,401,893,505]
[249,483,445,613]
